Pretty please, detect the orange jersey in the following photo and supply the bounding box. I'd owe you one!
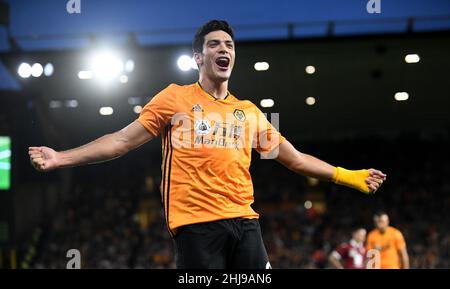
[366,226,407,269]
[138,82,285,236]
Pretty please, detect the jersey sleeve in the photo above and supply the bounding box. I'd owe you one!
[252,105,285,158]
[138,84,177,137]
[366,232,375,251]
[394,230,406,251]
[335,244,349,258]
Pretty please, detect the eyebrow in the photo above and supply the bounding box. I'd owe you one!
[206,39,234,45]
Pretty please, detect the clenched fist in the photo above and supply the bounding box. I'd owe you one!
[28,146,60,172]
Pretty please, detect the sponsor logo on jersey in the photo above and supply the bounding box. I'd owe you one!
[194,119,211,135]
[192,104,204,112]
[233,109,246,122]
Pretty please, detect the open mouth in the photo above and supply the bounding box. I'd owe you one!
[215,57,230,70]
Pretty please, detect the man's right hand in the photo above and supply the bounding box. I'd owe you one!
[28,121,154,172]
[28,146,60,172]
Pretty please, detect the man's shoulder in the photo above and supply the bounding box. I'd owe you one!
[338,242,351,250]
[226,96,259,112]
[164,82,195,93]
[367,229,378,238]
[154,83,197,104]
[388,226,403,235]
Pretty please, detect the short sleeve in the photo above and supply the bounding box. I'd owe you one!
[335,244,349,258]
[366,233,374,251]
[394,230,406,250]
[138,84,176,137]
[252,106,285,158]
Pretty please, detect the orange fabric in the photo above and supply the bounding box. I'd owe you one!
[366,226,407,269]
[138,83,285,236]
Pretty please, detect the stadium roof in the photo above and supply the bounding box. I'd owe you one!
[1,0,450,52]
[1,0,449,90]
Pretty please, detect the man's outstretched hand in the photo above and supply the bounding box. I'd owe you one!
[332,167,387,194]
[365,168,387,193]
[28,146,60,172]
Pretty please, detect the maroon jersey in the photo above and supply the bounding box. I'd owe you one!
[331,240,367,269]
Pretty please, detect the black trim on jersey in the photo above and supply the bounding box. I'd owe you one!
[162,127,169,205]
[161,125,174,238]
[166,125,174,237]
[197,81,230,101]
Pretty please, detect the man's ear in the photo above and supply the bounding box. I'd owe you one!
[193,52,202,67]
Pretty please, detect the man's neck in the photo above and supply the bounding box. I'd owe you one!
[378,227,387,234]
[350,239,362,247]
[198,77,228,100]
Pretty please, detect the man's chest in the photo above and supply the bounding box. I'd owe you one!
[170,100,255,149]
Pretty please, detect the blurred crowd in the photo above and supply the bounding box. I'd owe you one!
[21,134,450,268]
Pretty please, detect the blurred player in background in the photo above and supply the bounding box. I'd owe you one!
[366,212,409,269]
[329,228,367,269]
[28,20,387,269]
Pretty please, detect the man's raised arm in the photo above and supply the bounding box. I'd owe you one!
[274,140,386,193]
[29,120,154,172]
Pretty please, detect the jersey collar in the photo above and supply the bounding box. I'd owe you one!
[350,239,363,248]
[196,82,231,102]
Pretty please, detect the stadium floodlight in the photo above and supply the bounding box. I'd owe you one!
[306,96,316,106]
[78,70,93,80]
[65,100,78,108]
[31,63,43,77]
[125,59,135,73]
[90,50,124,82]
[177,55,196,72]
[405,54,420,64]
[304,200,313,209]
[260,99,274,108]
[44,63,54,76]
[18,62,32,78]
[49,100,62,109]
[127,97,141,105]
[305,65,316,74]
[254,62,269,71]
[394,92,409,101]
[119,75,128,83]
[133,105,143,114]
[99,106,114,115]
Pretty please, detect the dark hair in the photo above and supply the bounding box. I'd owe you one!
[352,227,366,233]
[374,211,388,218]
[192,20,234,53]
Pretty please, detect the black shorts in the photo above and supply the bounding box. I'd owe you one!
[174,218,271,269]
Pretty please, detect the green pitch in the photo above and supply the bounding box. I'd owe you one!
[0,137,11,190]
